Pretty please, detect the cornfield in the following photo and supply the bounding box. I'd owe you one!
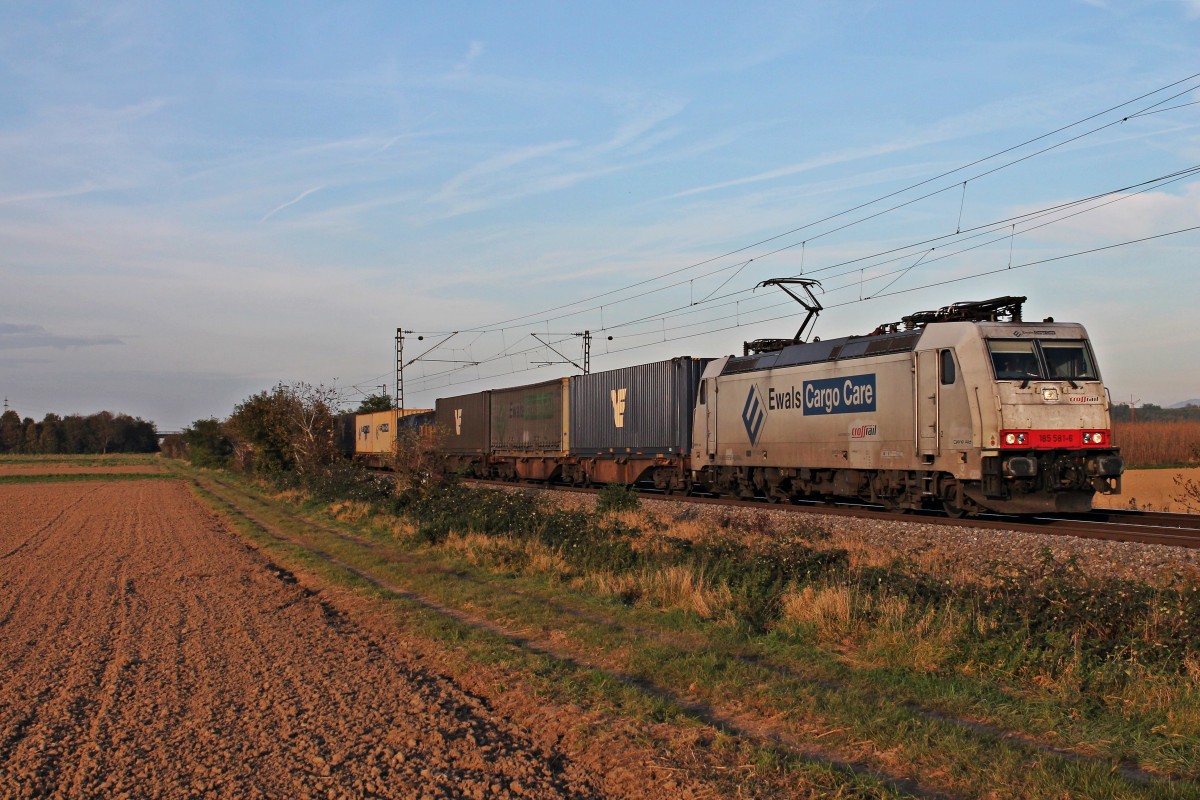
[1112,420,1200,467]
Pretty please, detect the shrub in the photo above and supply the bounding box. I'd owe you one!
[597,484,640,513]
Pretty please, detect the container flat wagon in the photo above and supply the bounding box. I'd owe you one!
[566,357,708,490]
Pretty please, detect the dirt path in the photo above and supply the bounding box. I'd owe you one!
[0,481,632,800]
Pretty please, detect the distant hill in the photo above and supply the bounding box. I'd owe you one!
[1170,400,1200,409]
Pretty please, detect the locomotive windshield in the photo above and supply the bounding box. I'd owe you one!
[1041,341,1098,380]
[987,339,1098,381]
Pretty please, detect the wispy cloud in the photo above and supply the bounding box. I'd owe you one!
[261,185,325,222]
[450,40,485,78]
[1015,181,1200,244]
[0,323,123,350]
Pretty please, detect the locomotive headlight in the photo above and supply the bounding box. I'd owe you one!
[1001,430,1030,447]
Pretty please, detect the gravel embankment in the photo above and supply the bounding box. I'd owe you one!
[514,487,1200,584]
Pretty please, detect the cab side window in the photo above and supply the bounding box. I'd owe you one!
[940,349,956,385]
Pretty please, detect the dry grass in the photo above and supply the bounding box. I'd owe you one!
[327,500,374,523]
[777,584,857,640]
[271,488,309,505]
[776,582,978,675]
[1113,420,1200,467]
[573,564,734,619]
[439,531,572,578]
[1103,655,1200,738]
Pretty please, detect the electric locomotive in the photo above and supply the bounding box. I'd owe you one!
[690,295,1124,514]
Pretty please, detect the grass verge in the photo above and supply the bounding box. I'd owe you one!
[188,465,1200,799]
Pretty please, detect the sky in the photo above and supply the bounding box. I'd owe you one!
[1,1,1198,430]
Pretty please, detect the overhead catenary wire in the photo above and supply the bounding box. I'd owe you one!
[404,220,1199,394]
[427,81,1200,343]
[376,76,1200,397]
[443,73,1200,335]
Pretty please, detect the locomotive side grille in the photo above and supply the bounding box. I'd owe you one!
[864,332,921,355]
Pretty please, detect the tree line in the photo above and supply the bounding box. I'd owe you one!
[0,410,159,454]
[173,383,381,474]
[1111,403,1200,423]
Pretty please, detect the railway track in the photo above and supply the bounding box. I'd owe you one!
[467,479,1200,550]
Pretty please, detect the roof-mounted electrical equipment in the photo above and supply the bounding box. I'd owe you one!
[869,295,1027,335]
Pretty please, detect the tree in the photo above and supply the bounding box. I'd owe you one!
[355,393,393,413]
[21,418,38,454]
[0,410,21,453]
[37,414,62,454]
[182,419,233,468]
[227,382,339,475]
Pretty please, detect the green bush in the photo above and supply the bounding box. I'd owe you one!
[597,484,640,513]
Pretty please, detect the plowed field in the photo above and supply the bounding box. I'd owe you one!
[0,464,165,475]
[0,480,667,799]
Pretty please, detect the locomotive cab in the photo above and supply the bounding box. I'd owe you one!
[973,323,1123,513]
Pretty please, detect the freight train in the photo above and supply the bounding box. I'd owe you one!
[344,296,1124,515]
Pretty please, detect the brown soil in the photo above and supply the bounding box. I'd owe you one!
[0,464,165,475]
[1092,467,1200,513]
[0,480,704,799]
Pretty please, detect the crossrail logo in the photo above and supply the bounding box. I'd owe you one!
[850,423,877,439]
[742,385,765,445]
[610,388,627,428]
[454,409,463,435]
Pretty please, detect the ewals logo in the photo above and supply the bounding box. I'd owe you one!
[610,388,627,428]
[742,385,766,445]
[802,374,876,416]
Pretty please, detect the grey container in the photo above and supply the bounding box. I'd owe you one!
[570,357,708,456]
[435,392,491,455]
[396,409,435,433]
[489,378,569,455]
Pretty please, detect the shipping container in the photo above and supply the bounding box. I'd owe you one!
[434,392,490,456]
[570,357,707,456]
[486,378,570,481]
[354,409,433,465]
[559,357,707,490]
[489,378,570,455]
[396,409,436,433]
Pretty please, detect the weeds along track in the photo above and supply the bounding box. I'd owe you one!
[466,479,1200,550]
[193,474,1193,799]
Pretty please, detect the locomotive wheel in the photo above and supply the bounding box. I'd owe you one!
[942,484,968,518]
